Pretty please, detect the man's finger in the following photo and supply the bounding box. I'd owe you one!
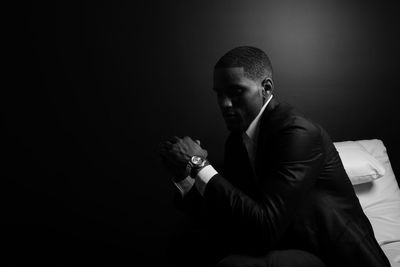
[167,136,180,143]
[158,147,168,156]
[195,139,201,145]
[160,152,181,166]
[160,154,178,167]
[158,141,173,152]
[160,141,173,149]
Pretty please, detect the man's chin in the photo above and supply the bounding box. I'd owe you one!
[226,122,244,132]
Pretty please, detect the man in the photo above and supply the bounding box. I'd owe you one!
[159,46,390,267]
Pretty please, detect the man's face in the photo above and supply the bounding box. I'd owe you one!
[213,67,264,132]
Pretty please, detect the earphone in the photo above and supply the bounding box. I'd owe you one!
[262,88,269,99]
[261,78,273,99]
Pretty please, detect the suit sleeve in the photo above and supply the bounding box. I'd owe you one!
[203,123,325,249]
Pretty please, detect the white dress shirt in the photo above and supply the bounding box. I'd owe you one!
[174,95,273,196]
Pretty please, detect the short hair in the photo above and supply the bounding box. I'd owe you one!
[214,46,273,81]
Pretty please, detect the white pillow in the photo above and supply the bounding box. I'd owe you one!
[333,141,386,185]
[351,139,400,246]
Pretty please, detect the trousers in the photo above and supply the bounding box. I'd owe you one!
[215,250,326,267]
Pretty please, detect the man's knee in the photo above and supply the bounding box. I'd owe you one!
[215,250,326,267]
[215,254,265,267]
[265,249,326,267]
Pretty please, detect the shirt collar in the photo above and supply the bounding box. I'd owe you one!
[245,94,273,142]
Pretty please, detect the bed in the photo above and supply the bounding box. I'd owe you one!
[334,139,400,266]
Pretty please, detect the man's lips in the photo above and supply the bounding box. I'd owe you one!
[223,113,239,120]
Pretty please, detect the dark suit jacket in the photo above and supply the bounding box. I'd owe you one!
[176,98,390,267]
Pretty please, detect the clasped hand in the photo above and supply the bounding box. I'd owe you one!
[159,136,208,181]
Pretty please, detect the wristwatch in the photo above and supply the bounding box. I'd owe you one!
[188,155,209,178]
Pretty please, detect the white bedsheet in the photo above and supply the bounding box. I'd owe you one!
[381,242,400,267]
[336,139,400,266]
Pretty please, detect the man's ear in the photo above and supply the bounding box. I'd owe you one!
[261,78,274,95]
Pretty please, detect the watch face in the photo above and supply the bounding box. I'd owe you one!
[191,156,202,165]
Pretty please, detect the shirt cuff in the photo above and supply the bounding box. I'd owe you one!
[195,165,218,196]
[173,176,195,197]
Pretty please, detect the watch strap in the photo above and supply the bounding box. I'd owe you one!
[190,159,210,178]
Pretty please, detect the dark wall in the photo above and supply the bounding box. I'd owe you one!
[4,1,399,265]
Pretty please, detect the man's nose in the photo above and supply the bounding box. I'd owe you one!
[219,96,233,108]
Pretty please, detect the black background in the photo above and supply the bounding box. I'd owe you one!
[4,1,399,265]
